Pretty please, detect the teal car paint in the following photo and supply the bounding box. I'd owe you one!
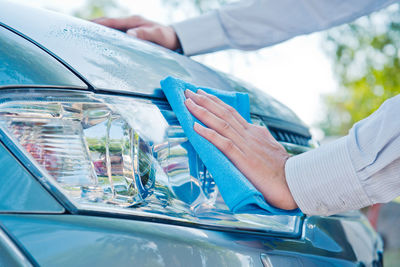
[0,141,64,213]
[0,0,383,266]
[0,27,86,89]
[0,214,380,266]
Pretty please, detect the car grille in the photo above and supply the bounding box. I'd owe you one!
[268,127,310,147]
[250,115,311,147]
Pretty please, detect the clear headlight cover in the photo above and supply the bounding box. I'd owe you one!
[0,90,300,235]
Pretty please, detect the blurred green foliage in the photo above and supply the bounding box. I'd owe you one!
[73,0,127,19]
[321,4,400,136]
[73,0,231,20]
[161,0,229,14]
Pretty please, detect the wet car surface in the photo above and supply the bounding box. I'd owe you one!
[0,1,382,266]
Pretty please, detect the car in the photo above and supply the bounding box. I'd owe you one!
[0,1,383,266]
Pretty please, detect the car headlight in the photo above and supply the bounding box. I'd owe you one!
[0,89,300,235]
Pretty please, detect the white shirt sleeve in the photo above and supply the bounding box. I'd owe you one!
[172,0,398,56]
[285,95,400,216]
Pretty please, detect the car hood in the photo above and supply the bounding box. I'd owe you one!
[0,0,309,135]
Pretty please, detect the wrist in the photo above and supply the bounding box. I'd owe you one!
[256,153,298,211]
[281,155,298,210]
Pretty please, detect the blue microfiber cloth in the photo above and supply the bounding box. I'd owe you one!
[161,76,302,216]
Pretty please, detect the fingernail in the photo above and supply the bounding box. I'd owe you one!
[194,122,201,130]
[197,89,206,95]
[127,29,137,37]
[184,98,193,106]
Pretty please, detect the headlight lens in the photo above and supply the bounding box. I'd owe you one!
[1,92,159,206]
[0,89,299,235]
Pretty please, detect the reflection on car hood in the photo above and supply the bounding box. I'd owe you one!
[0,0,308,132]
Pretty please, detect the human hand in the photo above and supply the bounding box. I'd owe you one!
[92,16,181,51]
[184,89,298,210]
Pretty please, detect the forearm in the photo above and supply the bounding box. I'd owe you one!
[173,0,397,56]
[286,95,400,216]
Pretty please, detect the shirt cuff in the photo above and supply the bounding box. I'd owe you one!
[172,11,230,56]
[285,136,372,216]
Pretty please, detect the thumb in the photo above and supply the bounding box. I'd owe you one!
[126,28,139,37]
[127,27,152,41]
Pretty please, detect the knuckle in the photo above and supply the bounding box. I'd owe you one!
[222,140,234,152]
[135,31,144,39]
[135,28,147,39]
[221,109,232,120]
[153,26,163,36]
[221,121,231,132]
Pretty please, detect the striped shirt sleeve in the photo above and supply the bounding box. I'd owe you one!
[285,95,400,215]
[172,0,398,56]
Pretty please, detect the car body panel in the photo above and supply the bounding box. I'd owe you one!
[0,214,380,266]
[0,26,86,89]
[0,226,33,267]
[0,0,309,136]
[0,139,64,213]
[0,1,383,266]
[0,214,261,267]
[303,214,382,264]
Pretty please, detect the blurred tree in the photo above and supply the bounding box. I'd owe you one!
[73,0,128,19]
[73,0,232,20]
[162,0,229,14]
[321,4,400,136]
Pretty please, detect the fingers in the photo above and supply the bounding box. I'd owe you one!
[127,26,160,42]
[185,89,270,154]
[92,16,149,31]
[185,89,246,137]
[185,98,249,153]
[193,122,246,167]
[195,89,274,143]
[127,26,179,50]
[92,16,180,50]
[127,27,148,38]
[248,124,276,145]
[185,90,294,211]
[194,89,276,145]
[185,89,281,159]
[197,89,250,127]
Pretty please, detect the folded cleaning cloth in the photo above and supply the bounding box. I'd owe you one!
[161,76,302,216]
